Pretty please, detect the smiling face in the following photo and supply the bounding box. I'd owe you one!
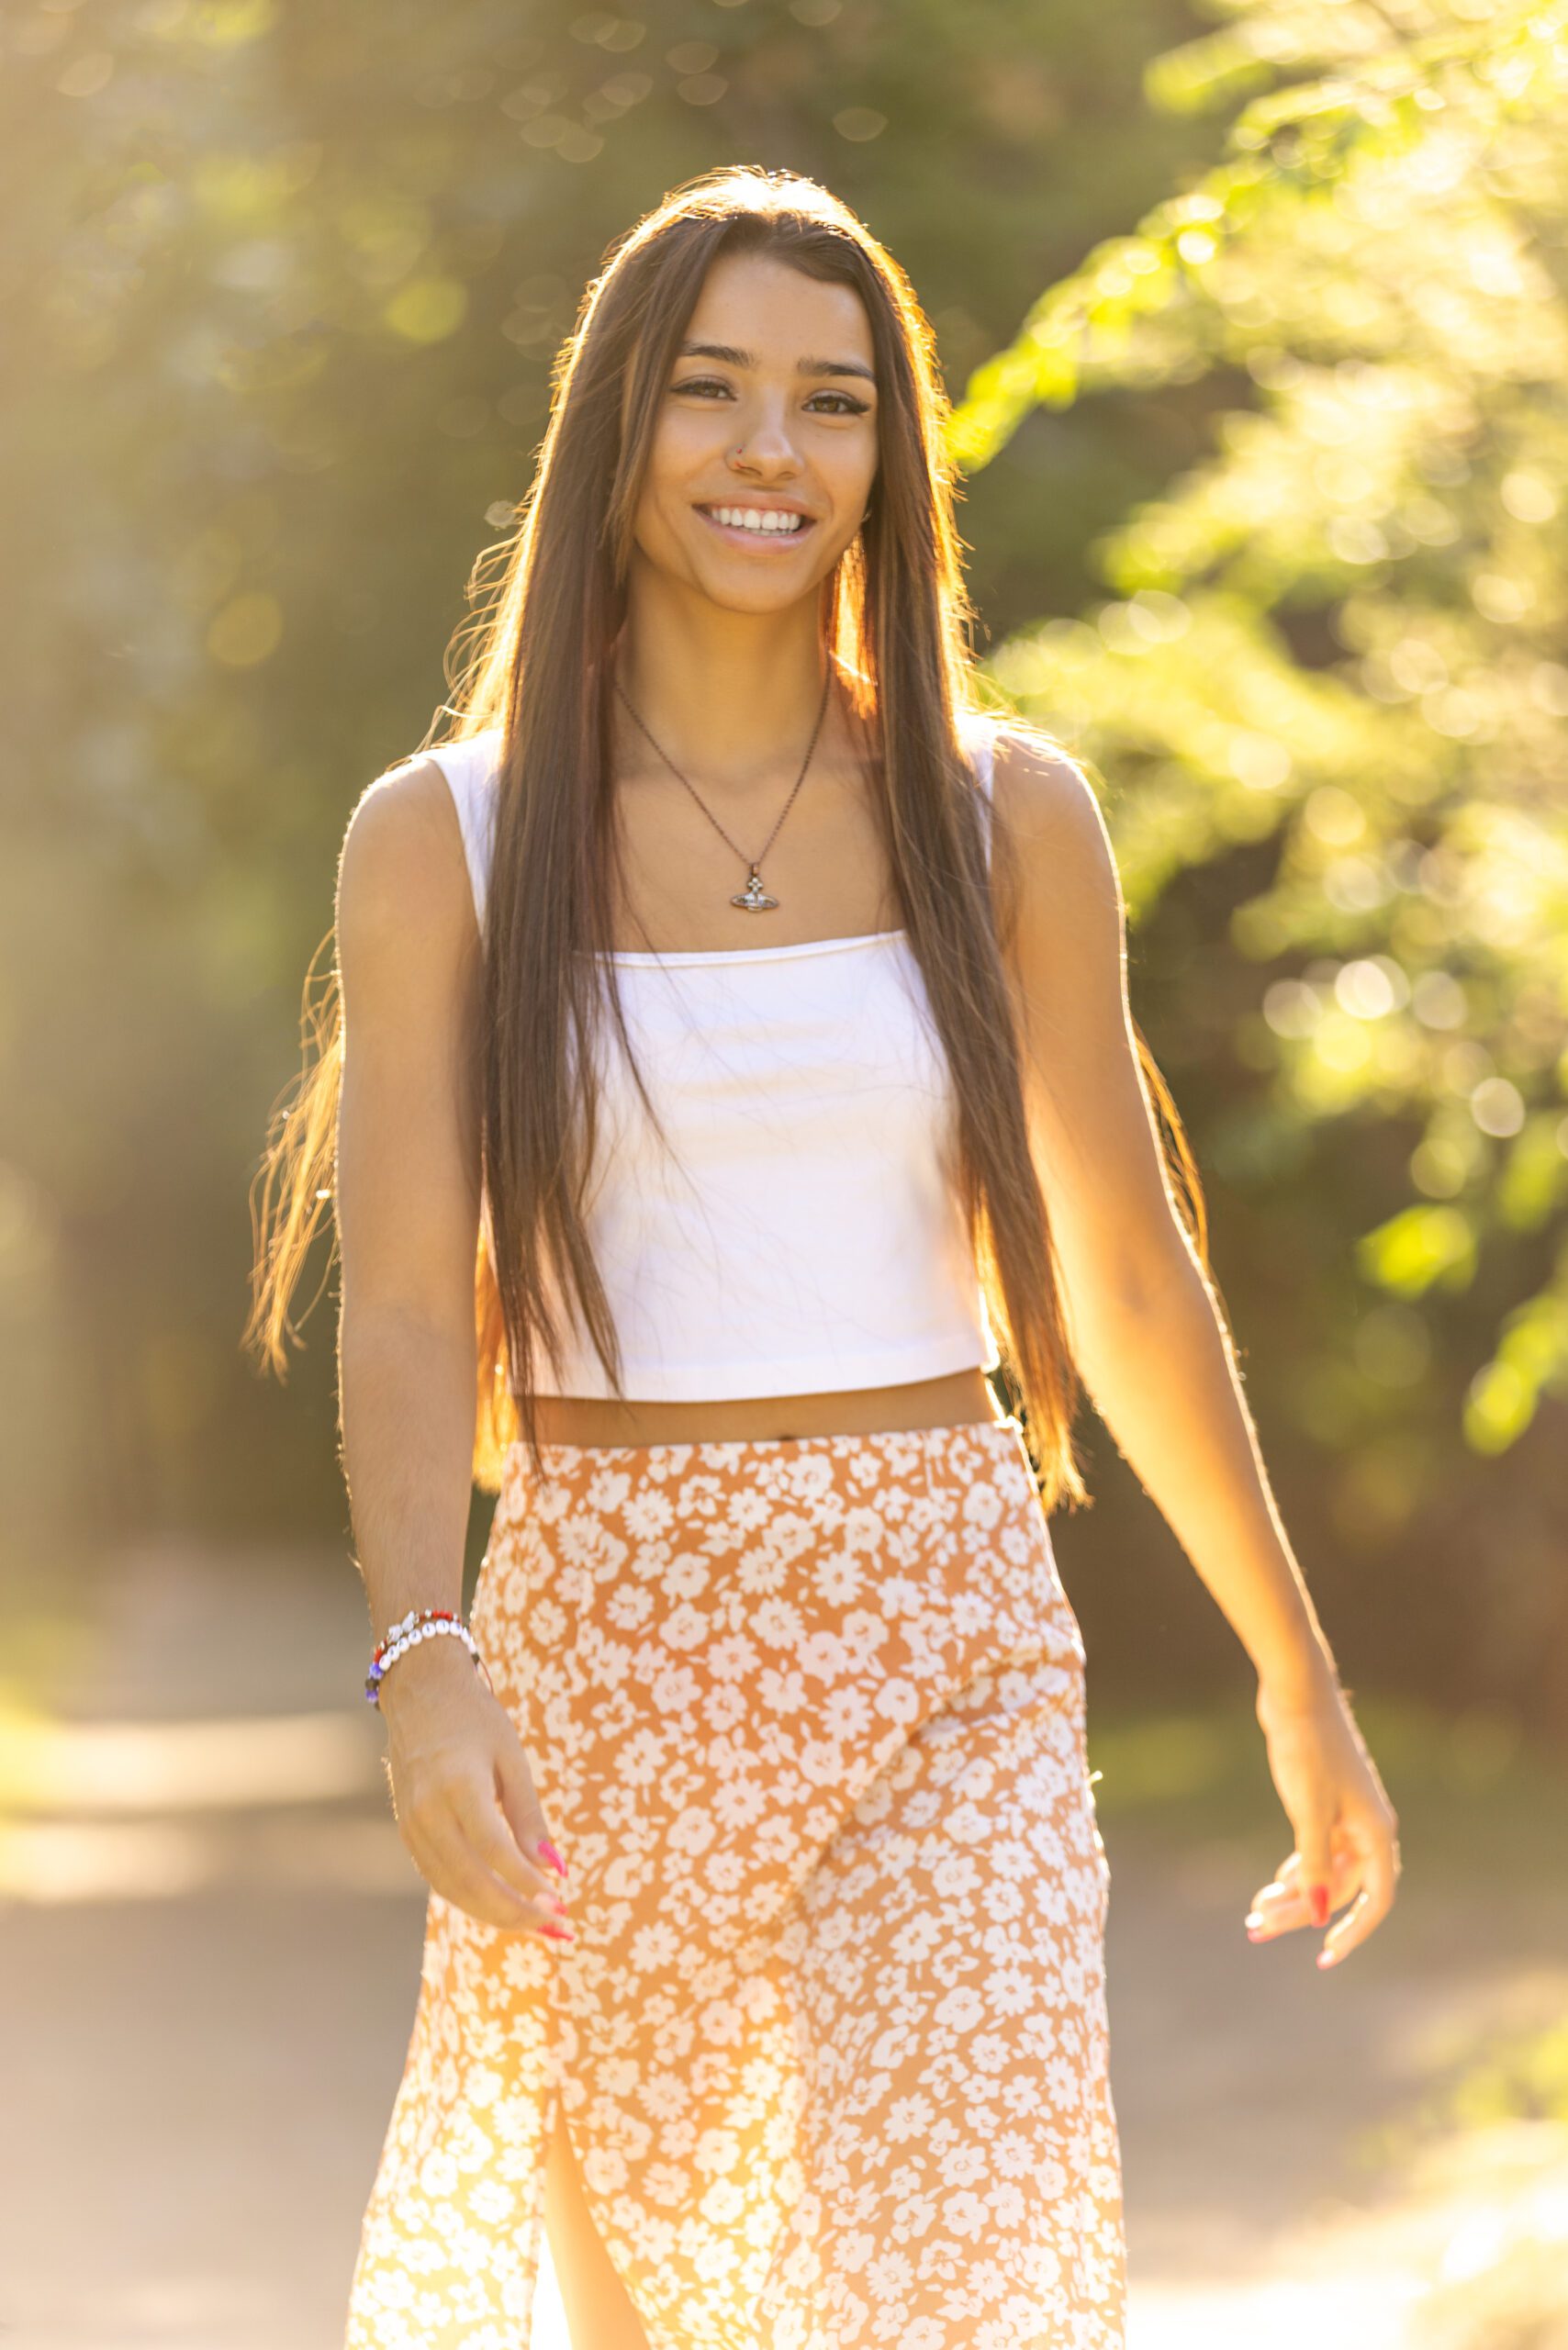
[628,247,880,615]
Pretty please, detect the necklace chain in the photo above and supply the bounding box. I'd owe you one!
[612,661,836,912]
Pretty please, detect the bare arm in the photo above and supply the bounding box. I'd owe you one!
[334,759,571,1941]
[993,727,1399,1964]
[994,730,1336,1706]
[336,761,486,1647]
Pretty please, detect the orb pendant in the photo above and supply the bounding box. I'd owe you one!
[732,867,779,912]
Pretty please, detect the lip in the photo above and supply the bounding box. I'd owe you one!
[694,501,819,550]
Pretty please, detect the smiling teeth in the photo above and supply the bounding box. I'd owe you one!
[707,507,807,533]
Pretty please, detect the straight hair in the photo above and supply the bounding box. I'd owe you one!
[244,165,1212,1510]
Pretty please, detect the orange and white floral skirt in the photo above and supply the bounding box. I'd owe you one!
[345,1416,1126,2348]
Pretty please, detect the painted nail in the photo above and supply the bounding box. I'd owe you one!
[546,1897,571,1917]
[538,1839,568,1883]
[1309,1884,1330,1927]
[540,1921,576,1942]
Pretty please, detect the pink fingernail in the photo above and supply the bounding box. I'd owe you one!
[1309,1884,1330,1927]
[537,1839,568,1882]
[540,1921,576,1942]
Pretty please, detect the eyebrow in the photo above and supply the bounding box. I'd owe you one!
[677,339,878,386]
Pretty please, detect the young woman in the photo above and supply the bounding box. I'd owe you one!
[248,165,1399,2350]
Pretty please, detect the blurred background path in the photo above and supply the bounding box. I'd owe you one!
[4,1541,1565,2350]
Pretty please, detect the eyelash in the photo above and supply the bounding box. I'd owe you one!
[672,376,870,417]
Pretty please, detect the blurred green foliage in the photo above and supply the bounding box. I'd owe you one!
[957,0,1568,1737]
[0,0,1219,1563]
[2,1,1562,1731]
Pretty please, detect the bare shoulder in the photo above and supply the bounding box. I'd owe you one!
[336,753,474,953]
[991,719,1111,855]
[988,719,1123,934]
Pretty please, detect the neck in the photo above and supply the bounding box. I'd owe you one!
[611,571,857,785]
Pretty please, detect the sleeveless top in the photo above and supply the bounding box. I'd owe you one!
[422,711,1003,1401]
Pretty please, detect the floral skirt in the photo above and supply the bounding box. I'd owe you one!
[344,1416,1126,2348]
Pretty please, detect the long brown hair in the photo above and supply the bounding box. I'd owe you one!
[244,164,1211,1509]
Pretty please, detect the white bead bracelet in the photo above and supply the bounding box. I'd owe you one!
[364,1608,491,1707]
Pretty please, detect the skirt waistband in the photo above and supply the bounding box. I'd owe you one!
[507,1412,1028,1474]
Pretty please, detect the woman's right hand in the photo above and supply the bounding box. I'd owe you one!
[377,1638,574,1942]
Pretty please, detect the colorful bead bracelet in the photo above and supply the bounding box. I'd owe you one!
[364,1606,493,1707]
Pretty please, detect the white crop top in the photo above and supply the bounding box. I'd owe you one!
[422,711,1003,1401]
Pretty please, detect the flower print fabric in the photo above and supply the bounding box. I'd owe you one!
[345,1416,1126,2348]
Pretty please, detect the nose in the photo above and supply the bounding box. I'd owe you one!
[727,394,804,476]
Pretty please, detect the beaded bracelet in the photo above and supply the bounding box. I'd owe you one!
[364,1606,493,1707]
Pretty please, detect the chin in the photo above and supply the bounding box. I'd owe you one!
[700,576,821,616]
[698,543,846,603]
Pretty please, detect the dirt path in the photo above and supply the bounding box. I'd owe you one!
[2,1539,1562,2349]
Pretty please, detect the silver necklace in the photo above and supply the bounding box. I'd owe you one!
[612,661,835,912]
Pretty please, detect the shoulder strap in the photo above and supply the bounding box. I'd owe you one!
[426,731,503,936]
[958,708,1000,871]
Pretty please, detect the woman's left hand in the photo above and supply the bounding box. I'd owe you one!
[1247,1677,1402,1970]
